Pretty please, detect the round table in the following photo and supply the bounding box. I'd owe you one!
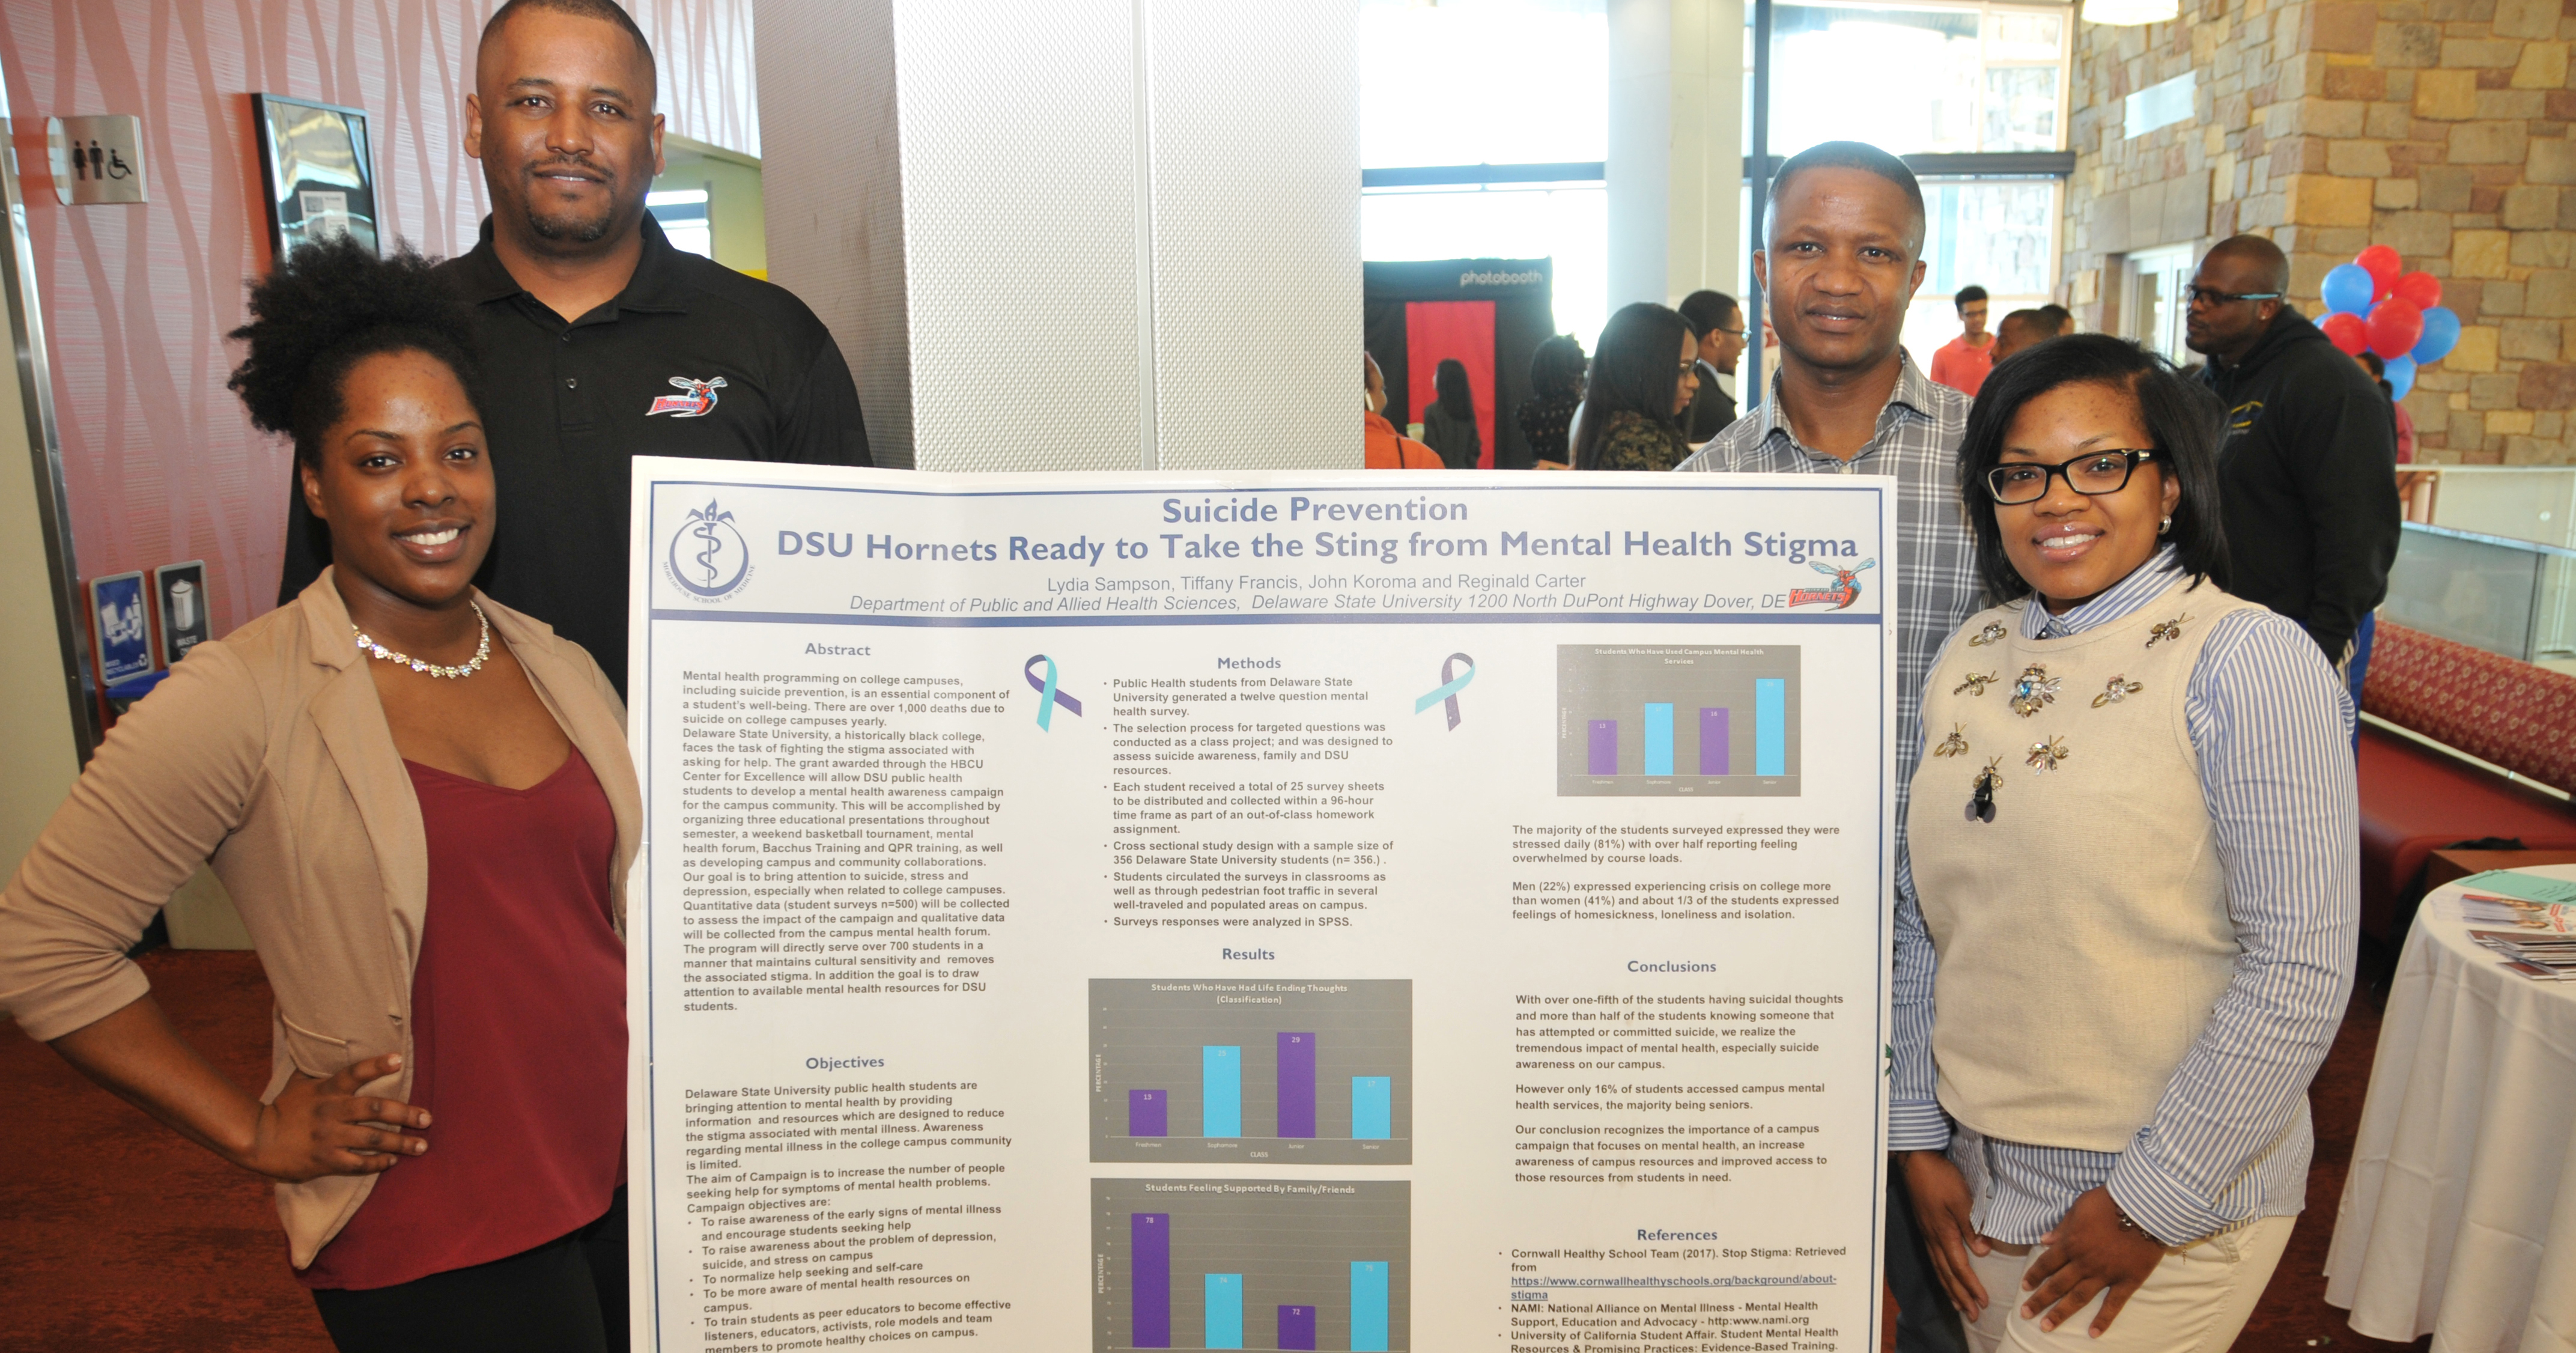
[2324,864,2576,1352]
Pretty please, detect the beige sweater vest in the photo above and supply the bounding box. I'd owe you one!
[1907,576,2258,1152]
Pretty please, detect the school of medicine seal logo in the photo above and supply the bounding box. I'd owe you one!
[648,375,728,418]
[665,499,753,601]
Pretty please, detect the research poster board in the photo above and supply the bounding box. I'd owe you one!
[626,460,1898,1353]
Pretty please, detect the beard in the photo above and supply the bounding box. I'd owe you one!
[526,196,619,245]
[518,160,622,245]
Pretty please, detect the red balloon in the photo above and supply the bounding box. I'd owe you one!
[2321,312,2370,355]
[2357,245,2404,299]
[2367,299,2424,359]
[2393,271,2442,310]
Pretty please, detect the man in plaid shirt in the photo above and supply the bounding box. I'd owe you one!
[1675,140,1984,1353]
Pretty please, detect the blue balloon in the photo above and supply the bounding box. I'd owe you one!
[2322,264,2378,315]
[2411,306,2461,365]
[2383,354,2416,401]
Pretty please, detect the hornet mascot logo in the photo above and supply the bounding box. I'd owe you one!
[666,499,753,600]
[1787,558,1875,610]
[648,375,729,418]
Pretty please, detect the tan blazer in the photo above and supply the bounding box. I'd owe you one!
[0,572,640,1268]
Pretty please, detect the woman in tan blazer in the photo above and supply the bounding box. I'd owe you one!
[0,237,641,1351]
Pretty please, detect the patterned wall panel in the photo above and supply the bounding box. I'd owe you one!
[891,0,1142,473]
[756,0,910,467]
[1145,0,1361,472]
[0,0,756,640]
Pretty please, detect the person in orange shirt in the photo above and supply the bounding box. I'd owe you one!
[1929,285,1994,396]
[1363,353,1442,469]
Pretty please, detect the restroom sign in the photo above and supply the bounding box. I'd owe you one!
[47,115,147,205]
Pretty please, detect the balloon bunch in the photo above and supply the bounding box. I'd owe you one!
[2318,244,2460,400]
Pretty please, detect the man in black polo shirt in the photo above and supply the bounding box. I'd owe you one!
[279,0,869,691]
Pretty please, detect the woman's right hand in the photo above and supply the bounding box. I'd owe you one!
[237,1053,430,1182]
[1899,1148,1991,1319]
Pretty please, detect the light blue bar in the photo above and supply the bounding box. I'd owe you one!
[1351,1077,1392,1140]
[1755,679,1786,776]
[1351,1262,1390,1352]
[1203,1045,1242,1137]
[1205,1274,1244,1349]
[1642,703,1674,775]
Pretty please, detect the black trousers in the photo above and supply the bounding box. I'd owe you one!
[312,1188,628,1353]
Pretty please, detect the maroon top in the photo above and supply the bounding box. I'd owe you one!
[301,748,625,1290]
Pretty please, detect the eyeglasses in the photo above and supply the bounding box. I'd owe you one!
[1985,449,2157,505]
[2183,286,2282,308]
[1713,327,1748,338]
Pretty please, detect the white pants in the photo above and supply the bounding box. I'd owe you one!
[1961,1213,2295,1353]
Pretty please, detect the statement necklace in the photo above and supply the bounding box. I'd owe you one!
[353,603,491,679]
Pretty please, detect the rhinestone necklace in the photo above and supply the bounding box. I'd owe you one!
[353,603,492,679]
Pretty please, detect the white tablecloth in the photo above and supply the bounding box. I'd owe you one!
[2324,864,2576,1353]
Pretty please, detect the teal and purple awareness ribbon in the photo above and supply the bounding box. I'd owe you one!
[1414,652,1475,730]
[1025,654,1083,730]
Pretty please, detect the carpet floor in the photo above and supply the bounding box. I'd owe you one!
[1,949,2437,1352]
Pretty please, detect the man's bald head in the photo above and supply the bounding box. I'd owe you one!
[2204,235,2289,296]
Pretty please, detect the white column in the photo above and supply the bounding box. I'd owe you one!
[756,0,1358,472]
[1608,0,1746,316]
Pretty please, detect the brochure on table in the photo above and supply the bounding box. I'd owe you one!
[625,460,1900,1352]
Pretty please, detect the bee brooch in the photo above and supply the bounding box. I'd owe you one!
[2009,664,2060,719]
[2091,675,2144,708]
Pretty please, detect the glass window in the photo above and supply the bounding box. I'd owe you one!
[1898,179,2061,362]
[1772,7,1982,157]
[1762,2,2070,157]
[1359,0,1607,170]
[1359,0,1610,347]
[1984,67,2060,152]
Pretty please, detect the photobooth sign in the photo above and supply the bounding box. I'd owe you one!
[623,461,1899,1352]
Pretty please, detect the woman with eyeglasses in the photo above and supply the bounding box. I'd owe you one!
[1892,335,2355,1349]
[1571,302,1698,472]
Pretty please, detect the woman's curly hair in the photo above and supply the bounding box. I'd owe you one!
[226,235,482,468]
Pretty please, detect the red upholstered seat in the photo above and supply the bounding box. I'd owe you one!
[2354,622,2576,940]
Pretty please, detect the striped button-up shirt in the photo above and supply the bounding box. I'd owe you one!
[1677,351,1985,884]
[1889,552,2359,1245]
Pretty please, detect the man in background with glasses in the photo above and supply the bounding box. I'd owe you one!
[2184,235,2399,668]
[1678,290,1747,442]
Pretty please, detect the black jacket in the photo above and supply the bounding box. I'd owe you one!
[1685,362,1737,442]
[2195,308,2400,660]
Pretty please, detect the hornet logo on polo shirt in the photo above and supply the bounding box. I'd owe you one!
[665,499,753,601]
[648,375,728,418]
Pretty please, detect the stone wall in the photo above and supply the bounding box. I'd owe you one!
[2061,0,2576,464]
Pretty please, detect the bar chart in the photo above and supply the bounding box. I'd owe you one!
[1093,979,1412,1165]
[1095,1179,1410,1352]
[1557,644,1802,796]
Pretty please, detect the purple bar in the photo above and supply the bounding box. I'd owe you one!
[1278,1304,1317,1351]
[1132,1214,1170,1348]
[1700,707,1730,775]
[1277,1033,1317,1138]
[1588,719,1618,775]
[1128,1089,1167,1137]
